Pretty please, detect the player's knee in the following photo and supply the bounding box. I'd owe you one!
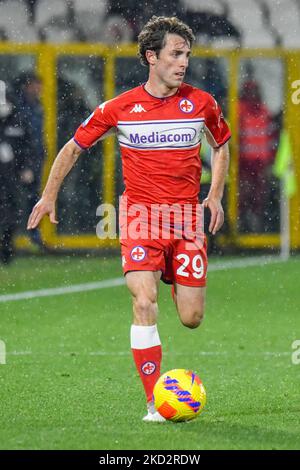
[180,308,205,329]
[181,315,204,330]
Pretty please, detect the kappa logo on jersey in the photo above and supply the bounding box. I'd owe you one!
[129,103,146,113]
[98,102,107,113]
[179,98,194,113]
[82,111,94,127]
[122,255,127,267]
[130,246,146,261]
[141,361,156,375]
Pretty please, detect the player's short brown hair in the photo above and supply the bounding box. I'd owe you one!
[138,16,195,67]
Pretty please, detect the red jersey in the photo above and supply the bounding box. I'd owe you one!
[74,83,231,205]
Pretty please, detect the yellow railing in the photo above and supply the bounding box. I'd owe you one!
[1,42,299,250]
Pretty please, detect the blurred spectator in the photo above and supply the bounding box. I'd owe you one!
[0,85,25,263]
[107,0,186,41]
[183,7,240,45]
[0,27,7,41]
[56,75,102,234]
[24,0,38,24]
[57,75,90,149]
[202,58,228,114]
[238,80,276,232]
[102,15,134,44]
[14,71,45,246]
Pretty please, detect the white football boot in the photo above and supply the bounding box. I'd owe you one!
[142,401,166,423]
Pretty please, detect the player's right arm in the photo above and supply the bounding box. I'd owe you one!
[27,139,83,229]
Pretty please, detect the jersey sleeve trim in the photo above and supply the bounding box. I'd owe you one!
[213,134,231,149]
[73,137,88,150]
[204,125,231,149]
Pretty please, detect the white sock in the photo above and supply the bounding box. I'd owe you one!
[130,324,161,349]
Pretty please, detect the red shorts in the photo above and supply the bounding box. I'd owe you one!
[119,198,207,287]
[120,237,207,287]
[120,212,207,287]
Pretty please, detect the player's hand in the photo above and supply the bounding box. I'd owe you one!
[203,197,224,235]
[27,197,58,230]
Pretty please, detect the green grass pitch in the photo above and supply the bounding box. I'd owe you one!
[0,254,300,450]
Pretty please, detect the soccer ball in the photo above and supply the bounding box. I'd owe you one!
[153,369,206,422]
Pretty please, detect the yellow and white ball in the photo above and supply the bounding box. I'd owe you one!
[153,369,206,422]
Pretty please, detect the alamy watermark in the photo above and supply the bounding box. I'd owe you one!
[291,340,300,365]
[0,340,6,365]
[96,197,205,250]
[291,79,300,105]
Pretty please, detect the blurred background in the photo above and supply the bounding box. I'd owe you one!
[0,0,300,263]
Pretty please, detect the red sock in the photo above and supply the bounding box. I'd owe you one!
[131,324,162,403]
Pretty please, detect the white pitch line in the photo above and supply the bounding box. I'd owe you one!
[0,277,125,303]
[208,255,284,271]
[0,256,284,303]
[5,350,291,357]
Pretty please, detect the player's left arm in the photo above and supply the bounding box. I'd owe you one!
[203,93,231,235]
[203,141,230,235]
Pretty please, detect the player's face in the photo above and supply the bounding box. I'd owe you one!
[154,34,191,89]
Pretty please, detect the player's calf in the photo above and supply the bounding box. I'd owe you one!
[126,271,160,325]
[132,295,158,325]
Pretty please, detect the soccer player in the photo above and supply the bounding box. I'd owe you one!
[27,16,231,422]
